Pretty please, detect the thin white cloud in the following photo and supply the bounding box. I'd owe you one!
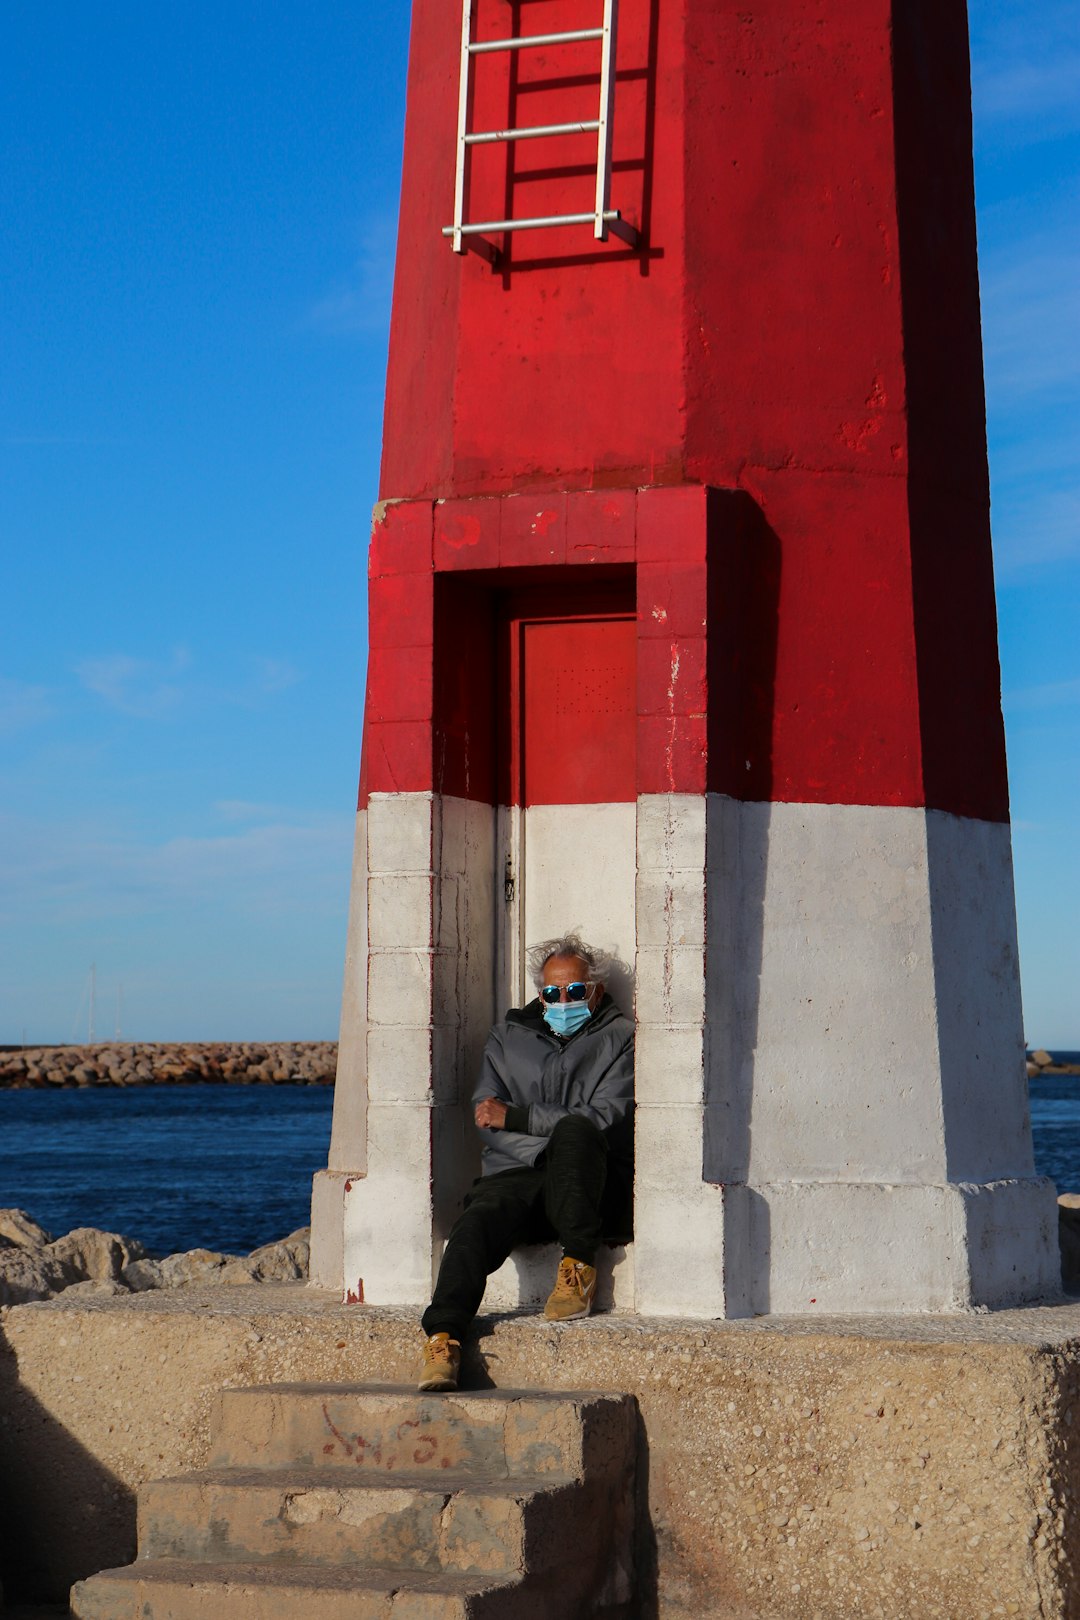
[214,798,318,823]
[0,807,353,925]
[1004,677,1080,714]
[992,481,1080,575]
[980,215,1080,574]
[971,1,1080,130]
[250,657,301,697]
[982,255,1080,403]
[76,648,191,719]
[0,678,53,734]
[304,214,397,337]
[974,55,1080,127]
[74,649,302,718]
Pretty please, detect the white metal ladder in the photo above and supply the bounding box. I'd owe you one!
[442,0,639,262]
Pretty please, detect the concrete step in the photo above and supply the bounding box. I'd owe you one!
[72,1385,637,1618]
[209,1384,635,1485]
[138,1466,580,1575]
[70,1560,546,1620]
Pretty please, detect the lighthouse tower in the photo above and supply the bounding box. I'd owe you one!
[310,0,1058,1315]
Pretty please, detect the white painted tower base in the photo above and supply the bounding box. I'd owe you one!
[312,791,1058,1317]
[631,794,1058,1317]
[311,794,495,1305]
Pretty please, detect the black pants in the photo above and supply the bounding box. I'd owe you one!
[422,1115,627,1340]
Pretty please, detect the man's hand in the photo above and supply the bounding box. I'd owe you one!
[475,1098,509,1130]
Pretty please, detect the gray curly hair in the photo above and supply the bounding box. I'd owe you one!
[526,931,613,990]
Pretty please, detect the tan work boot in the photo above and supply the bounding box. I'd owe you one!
[544,1256,598,1322]
[417,1332,461,1392]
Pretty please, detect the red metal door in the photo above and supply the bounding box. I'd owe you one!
[519,615,637,806]
[496,589,638,1003]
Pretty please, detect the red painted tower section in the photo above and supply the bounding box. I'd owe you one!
[369,0,1007,823]
[312,0,1057,1317]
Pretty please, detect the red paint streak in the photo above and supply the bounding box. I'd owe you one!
[347,1434,382,1467]
[412,1433,439,1466]
[321,1404,354,1458]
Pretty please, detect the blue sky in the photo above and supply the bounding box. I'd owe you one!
[1,2,1076,1046]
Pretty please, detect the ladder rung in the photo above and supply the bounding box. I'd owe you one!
[448,0,637,260]
[470,28,603,55]
[466,119,600,146]
[444,210,623,236]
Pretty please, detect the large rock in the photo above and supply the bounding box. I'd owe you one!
[152,1248,256,1287]
[0,1225,147,1304]
[248,1227,310,1282]
[122,1257,165,1293]
[0,1224,149,1302]
[47,1228,145,1286]
[153,1249,232,1287]
[0,1213,310,1303]
[0,1247,69,1305]
[0,1208,53,1249]
[218,1256,262,1285]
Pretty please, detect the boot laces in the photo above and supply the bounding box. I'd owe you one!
[425,1333,458,1365]
[553,1258,587,1299]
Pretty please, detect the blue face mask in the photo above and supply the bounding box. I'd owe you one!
[542,1000,593,1037]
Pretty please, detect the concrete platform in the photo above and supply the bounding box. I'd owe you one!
[3,1286,1080,1617]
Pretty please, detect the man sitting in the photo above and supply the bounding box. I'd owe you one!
[417,932,635,1392]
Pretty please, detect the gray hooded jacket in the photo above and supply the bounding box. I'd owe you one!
[473,994,635,1177]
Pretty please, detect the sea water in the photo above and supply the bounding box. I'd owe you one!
[1027,1063,1080,1191]
[1,1068,1079,1257]
[0,1084,334,1255]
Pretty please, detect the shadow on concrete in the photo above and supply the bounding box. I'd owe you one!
[460,1339,660,1620]
[2,1607,71,1618]
[702,491,782,1316]
[631,1402,660,1618]
[0,1334,134,1605]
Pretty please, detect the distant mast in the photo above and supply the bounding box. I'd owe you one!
[88,962,96,1045]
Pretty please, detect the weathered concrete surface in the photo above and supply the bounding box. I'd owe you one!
[71,1561,537,1619]
[73,1386,635,1619]
[4,1288,1080,1616]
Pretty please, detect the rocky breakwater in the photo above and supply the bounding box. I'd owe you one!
[0,1208,310,1307]
[0,1040,337,1088]
[1028,1048,1080,1077]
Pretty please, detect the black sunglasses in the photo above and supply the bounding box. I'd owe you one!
[540,982,593,1004]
